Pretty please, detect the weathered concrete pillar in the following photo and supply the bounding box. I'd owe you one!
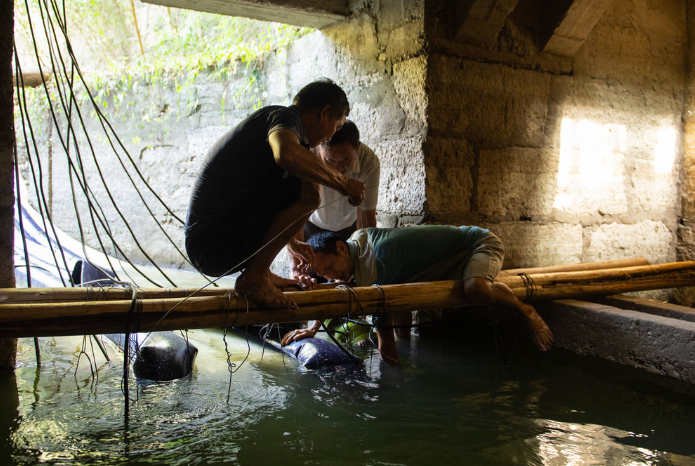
[0,0,17,371]
[677,0,695,305]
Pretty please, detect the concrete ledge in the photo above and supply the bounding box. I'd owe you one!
[591,295,695,323]
[537,299,695,384]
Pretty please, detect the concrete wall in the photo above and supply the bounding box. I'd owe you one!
[676,0,695,305]
[424,0,689,305]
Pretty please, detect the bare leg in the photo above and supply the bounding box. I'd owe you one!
[464,277,554,351]
[393,311,412,340]
[376,327,400,365]
[235,180,320,309]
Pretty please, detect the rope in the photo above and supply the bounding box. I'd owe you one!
[122,287,139,418]
[517,272,537,302]
[221,293,250,403]
[16,0,213,289]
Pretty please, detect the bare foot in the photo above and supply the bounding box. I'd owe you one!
[520,303,554,351]
[235,270,297,309]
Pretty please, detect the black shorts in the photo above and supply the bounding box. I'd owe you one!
[185,177,302,277]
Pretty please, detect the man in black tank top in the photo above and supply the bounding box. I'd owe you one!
[185,79,365,309]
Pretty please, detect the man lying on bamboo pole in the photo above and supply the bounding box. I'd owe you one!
[280,225,554,363]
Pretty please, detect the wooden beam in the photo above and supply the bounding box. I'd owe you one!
[141,0,348,30]
[1,261,694,338]
[542,0,611,57]
[455,0,520,46]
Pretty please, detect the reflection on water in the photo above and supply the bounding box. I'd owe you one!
[2,325,695,465]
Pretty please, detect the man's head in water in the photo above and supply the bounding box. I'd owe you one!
[293,79,349,148]
[306,231,353,282]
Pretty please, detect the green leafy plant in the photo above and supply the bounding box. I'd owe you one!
[15,0,312,129]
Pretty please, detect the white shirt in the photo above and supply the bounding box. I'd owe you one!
[309,143,380,231]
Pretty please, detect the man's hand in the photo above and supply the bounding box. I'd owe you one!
[294,273,317,290]
[342,177,366,206]
[281,327,317,346]
[287,237,315,275]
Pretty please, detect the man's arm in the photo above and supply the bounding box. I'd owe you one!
[268,129,365,205]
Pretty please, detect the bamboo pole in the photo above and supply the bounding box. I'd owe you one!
[1,265,694,339]
[0,259,676,305]
[0,260,691,305]
[498,257,649,276]
[500,261,695,288]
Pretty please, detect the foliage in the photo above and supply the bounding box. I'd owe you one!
[14,0,312,114]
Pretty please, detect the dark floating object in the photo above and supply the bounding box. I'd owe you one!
[280,337,360,370]
[79,260,198,381]
[104,332,198,381]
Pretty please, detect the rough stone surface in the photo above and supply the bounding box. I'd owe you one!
[476,147,558,221]
[392,55,428,132]
[375,136,427,216]
[538,299,695,384]
[547,76,682,226]
[586,220,675,264]
[424,136,475,216]
[16,73,242,269]
[572,0,687,86]
[486,222,583,268]
[677,0,695,308]
[428,56,552,148]
[595,295,695,323]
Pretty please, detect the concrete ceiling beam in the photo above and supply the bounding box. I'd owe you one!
[454,0,520,46]
[140,0,349,29]
[542,0,611,57]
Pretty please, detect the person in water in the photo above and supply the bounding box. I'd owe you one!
[184,79,365,310]
[280,225,554,363]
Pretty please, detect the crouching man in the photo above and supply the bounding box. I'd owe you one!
[281,225,554,363]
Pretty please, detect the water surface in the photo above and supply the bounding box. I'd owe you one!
[2,323,695,465]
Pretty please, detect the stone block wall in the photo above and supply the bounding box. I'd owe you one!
[675,0,695,305]
[423,0,689,297]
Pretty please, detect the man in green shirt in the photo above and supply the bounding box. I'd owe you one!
[281,225,554,363]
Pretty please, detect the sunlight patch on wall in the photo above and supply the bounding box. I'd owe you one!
[553,118,628,214]
[654,127,676,174]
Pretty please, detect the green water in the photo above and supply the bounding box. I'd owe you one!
[2,324,695,465]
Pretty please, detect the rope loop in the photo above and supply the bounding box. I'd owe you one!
[516,272,537,302]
